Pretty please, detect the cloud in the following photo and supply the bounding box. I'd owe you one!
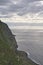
[39,11,43,17]
[0,0,11,5]
[0,0,43,18]
[0,0,12,18]
[8,0,43,17]
[17,0,43,15]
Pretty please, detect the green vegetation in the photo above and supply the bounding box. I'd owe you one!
[0,21,38,65]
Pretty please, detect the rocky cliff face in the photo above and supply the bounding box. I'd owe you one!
[0,21,18,51]
[0,20,38,65]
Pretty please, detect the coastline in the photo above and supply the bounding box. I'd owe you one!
[17,40,40,65]
[12,28,43,65]
[27,52,40,65]
[0,21,39,65]
[17,47,39,65]
[12,29,39,65]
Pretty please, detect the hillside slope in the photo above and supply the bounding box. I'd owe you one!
[0,21,39,65]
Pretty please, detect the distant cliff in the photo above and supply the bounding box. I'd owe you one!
[0,20,39,65]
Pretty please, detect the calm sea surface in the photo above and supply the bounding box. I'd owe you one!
[11,29,43,65]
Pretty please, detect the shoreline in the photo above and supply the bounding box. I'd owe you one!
[27,52,40,65]
[17,48,40,65]
[0,21,41,65]
[12,29,43,65]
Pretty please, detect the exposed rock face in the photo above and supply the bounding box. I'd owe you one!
[0,20,18,51]
[0,20,38,65]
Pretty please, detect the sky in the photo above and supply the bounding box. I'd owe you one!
[0,0,43,29]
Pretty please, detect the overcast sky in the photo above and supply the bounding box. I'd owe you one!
[0,0,43,23]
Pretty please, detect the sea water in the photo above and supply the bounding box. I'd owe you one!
[11,29,43,65]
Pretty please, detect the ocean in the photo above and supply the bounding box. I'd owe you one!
[11,29,43,65]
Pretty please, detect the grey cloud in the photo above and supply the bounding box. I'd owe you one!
[39,11,43,17]
[0,0,12,18]
[0,8,8,15]
[17,0,43,16]
[0,0,43,18]
[8,0,43,16]
[0,0,11,5]
[0,7,12,18]
[0,14,12,18]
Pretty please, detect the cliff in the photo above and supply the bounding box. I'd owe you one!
[0,20,39,65]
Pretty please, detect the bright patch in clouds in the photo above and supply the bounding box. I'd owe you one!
[40,1,43,5]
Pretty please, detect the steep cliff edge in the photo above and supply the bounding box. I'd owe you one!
[0,21,38,65]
